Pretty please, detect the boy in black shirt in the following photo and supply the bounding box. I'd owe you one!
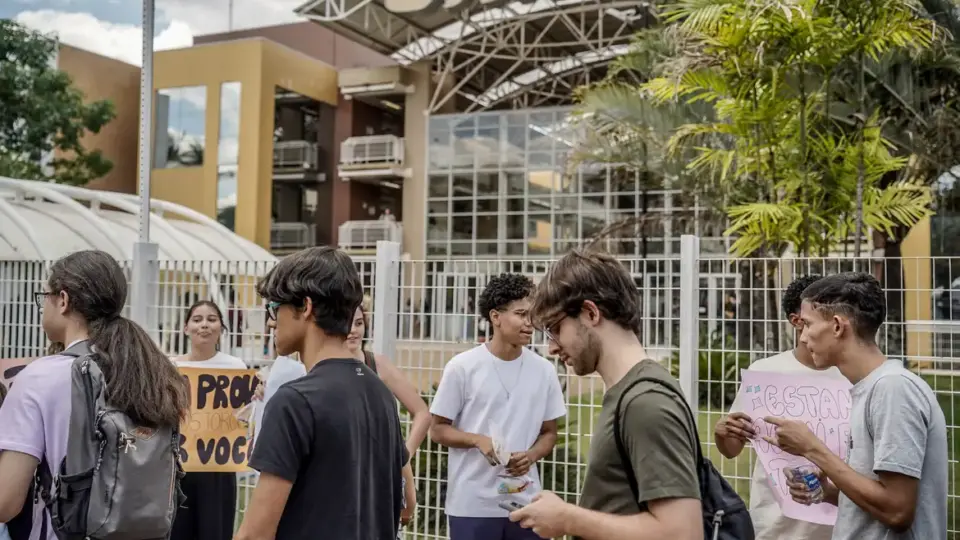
[236,247,408,540]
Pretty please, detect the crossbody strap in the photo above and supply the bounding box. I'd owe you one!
[613,376,703,504]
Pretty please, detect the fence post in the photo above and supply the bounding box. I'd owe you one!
[131,241,159,342]
[678,235,700,421]
[372,241,401,359]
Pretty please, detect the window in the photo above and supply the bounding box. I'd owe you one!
[217,82,241,231]
[155,86,207,168]
[423,108,693,258]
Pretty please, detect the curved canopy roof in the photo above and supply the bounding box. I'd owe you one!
[296,0,648,112]
[0,177,276,263]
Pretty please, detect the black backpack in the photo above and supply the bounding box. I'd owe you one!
[614,376,755,540]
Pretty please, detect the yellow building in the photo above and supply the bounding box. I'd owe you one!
[150,38,338,249]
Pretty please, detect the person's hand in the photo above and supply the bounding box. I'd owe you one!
[473,435,501,466]
[506,451,532,477]
[714,412,755,443]
[509,491,571,538]
[784,468,837,505]
[400,483,417,526]
[763,417,823,457]
[253,381,265,402]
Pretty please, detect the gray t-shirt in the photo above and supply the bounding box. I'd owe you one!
[832,360,947,540]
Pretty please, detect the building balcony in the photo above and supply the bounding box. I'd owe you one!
[271,222,316,253]
[338,135,409,182]
[274,141,326,182]
[338,219,403,254]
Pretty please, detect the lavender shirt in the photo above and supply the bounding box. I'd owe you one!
[0,353,73,540]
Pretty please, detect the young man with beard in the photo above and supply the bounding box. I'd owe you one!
[509,248,703,540]
[235,247,408,540]
[764,272,947,539]
[429,273,567,540]
[714,274,846,540]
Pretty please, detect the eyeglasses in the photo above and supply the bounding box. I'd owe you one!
[34,291,56,309]
[543,316,565,343]
[265,301,281,321]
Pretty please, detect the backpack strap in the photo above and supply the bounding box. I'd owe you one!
[59,341,102,441]
[363,350,379,375]
[613,375,703,505]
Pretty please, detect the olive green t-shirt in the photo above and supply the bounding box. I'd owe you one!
[577,360,700,525]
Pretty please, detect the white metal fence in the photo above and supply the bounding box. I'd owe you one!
[2,237,959,538]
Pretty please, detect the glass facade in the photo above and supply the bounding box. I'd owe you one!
[426,107,729,258]
[217,82,241,231]
[154,86,207,168]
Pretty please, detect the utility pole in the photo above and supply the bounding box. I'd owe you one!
[132,0,159,338]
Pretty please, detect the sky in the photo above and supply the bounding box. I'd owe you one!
[2,0,307,66]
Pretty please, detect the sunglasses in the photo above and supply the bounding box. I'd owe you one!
[266,301,281,321]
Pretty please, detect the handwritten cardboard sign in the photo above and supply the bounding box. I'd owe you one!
[1,357,36,390]
[178,367,258,473]
[734,369,853,525]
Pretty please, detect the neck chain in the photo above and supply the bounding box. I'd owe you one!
[492,354,525,399]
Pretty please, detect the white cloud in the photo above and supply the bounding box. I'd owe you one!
[13,0,306,67]
[158,0,303,36]
[15,10,193,66]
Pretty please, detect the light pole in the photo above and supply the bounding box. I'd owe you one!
[132,0,160,337]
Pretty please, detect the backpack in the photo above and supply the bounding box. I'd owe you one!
[34,341,185,540]
[613,376,755,540]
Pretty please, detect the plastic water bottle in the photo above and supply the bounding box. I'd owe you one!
[787,466,824,504]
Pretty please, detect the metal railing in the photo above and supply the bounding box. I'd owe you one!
[338,219,402,250]
[340,135,404,166]
[273,140,319,170]
[270,222,315,251]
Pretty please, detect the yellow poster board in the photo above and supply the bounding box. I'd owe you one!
[178,367,258,472]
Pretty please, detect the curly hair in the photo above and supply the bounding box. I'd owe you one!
[479,273,534,323]
[782,275,822,317]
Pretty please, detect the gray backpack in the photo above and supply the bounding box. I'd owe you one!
[35,341,185,540]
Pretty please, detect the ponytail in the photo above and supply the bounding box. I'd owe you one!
[47,250,189,429]
[90,317,188,427]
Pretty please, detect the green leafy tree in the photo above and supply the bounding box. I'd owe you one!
[572,0,944,351]
[0,20,116,185]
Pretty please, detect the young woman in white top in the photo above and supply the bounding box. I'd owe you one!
[171,301,246,540]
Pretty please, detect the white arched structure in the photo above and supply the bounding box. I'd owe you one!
[0,177,277,362]
[298,0,645,111]
[0,177,275,263]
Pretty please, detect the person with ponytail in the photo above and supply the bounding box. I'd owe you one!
[171,300,246,540]
[0,250,189,539]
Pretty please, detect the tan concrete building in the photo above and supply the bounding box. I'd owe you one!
[56,44,141,194]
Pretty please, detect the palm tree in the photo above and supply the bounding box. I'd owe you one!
[572,0,937,259]
[569,0,941,351]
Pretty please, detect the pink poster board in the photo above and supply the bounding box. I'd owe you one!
[734,369,853,525]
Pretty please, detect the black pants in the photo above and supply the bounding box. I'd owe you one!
[171,472,237,540]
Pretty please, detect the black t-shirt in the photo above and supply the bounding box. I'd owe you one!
[250,358,409,539]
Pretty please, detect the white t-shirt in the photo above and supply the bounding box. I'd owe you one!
[174,351,248,370]
[730,350,846,540]
[253,356,307,442]
[430,344,567,518]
